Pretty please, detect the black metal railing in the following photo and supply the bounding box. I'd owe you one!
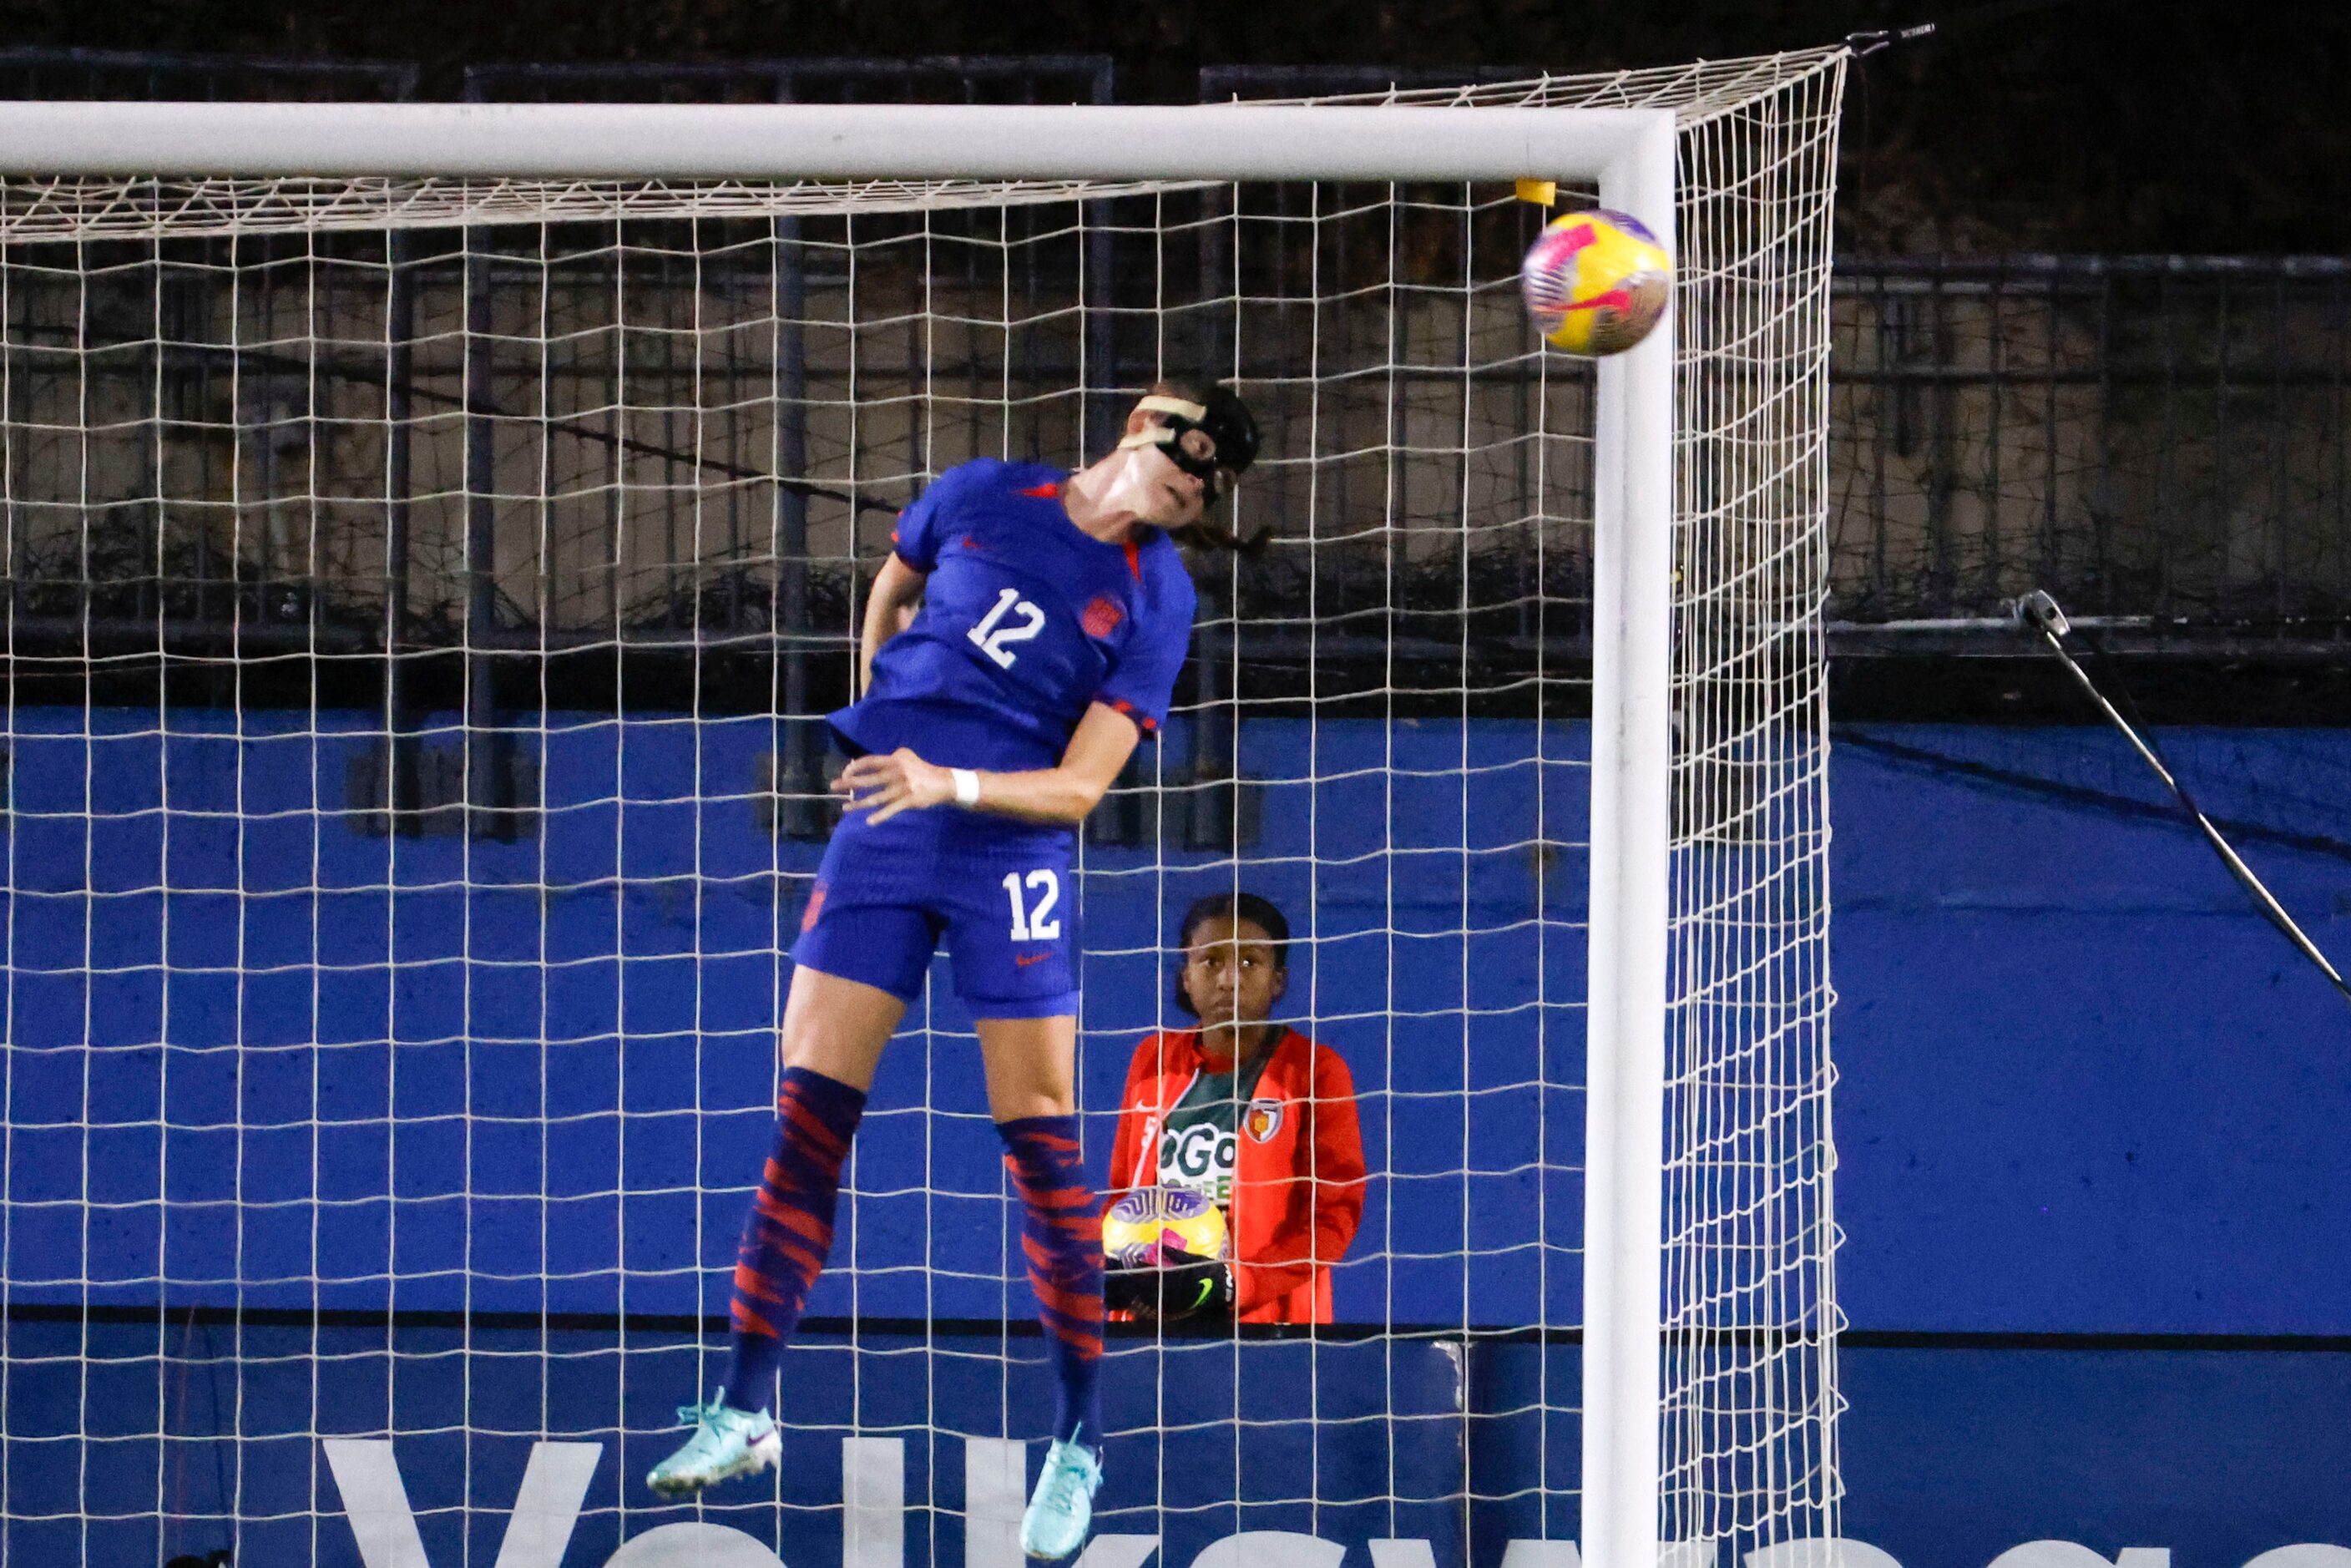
[462,55,1114,106]
[0,44,416,101]
[1831,256,2351,631]
[11,54,2351,661]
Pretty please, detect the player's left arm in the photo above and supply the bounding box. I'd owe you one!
[833,701,1141,827]
[838,544,1188,827]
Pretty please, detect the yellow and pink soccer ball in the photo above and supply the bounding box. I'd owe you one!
[1519,208,1672,356]
[1102,1187,1228,1267]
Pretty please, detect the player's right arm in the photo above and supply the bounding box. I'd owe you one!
[857,551,929,697]
[859,464,974,695]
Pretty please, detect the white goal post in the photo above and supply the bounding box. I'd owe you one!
[0,58,1841,1568]
[0,100,1673,184]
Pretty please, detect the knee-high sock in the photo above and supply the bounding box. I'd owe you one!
[722,1066,866,1414]
[998,1115,1104,1447]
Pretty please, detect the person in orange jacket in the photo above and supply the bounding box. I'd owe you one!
[1104,892,1366,1324]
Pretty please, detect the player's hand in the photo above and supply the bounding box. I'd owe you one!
[834,747,953,824]
[1156,1249,1235,1318]
[1104,1250,1233,1322]
[1102,1262,1160,1319]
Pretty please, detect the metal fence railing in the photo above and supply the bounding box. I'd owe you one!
[461,54,1114,106]
[1832,256,2351,631]
[7,52,2350,645]
[0,44,417,101]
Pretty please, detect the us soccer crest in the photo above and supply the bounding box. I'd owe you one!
[1083,595,1125,640]
[1243,1097,1283,1143]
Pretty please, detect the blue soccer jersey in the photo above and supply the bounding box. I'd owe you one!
[827,458,1198,773]
[798,458,1200,1018]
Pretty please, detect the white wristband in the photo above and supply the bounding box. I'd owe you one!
[951,767,982,807]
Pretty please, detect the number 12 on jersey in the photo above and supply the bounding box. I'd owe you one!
[1003,868,1062,940]
[968,586,1045,669]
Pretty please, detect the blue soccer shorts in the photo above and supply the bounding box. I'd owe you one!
[791,805,1079,1019]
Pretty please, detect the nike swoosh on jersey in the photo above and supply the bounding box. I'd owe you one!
[1014,951,1053,968]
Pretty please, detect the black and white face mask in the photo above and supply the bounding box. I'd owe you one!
[1118,392,1257,502]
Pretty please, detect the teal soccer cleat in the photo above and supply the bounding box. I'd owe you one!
[1019,1433,1104,1560]
[645,1395,782,1496]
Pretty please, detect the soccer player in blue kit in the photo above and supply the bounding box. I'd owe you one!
[648,377,1260,1558]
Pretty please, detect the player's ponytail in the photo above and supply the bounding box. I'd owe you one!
[1168,515,1272,556]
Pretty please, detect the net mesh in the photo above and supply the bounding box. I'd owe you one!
[0,51,1844,1568]
[1667,57,1848,1547]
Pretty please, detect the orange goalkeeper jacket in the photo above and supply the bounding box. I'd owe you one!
[1107,1027,1367,1324]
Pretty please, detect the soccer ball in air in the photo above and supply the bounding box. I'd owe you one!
[1102,1187,1228,1267]
[1519,209,1671,357]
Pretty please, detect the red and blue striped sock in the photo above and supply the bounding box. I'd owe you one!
[997,1114,1104,1448]
[721,1065,867,1414]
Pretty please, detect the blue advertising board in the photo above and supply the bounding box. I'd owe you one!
[4,711,2350,1562]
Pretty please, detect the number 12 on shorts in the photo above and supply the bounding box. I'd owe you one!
[1003,868,1062,940]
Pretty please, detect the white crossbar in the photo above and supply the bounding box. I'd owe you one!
[0,100,1672,182]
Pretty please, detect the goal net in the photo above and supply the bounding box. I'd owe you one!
[0,51,1845,1568]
